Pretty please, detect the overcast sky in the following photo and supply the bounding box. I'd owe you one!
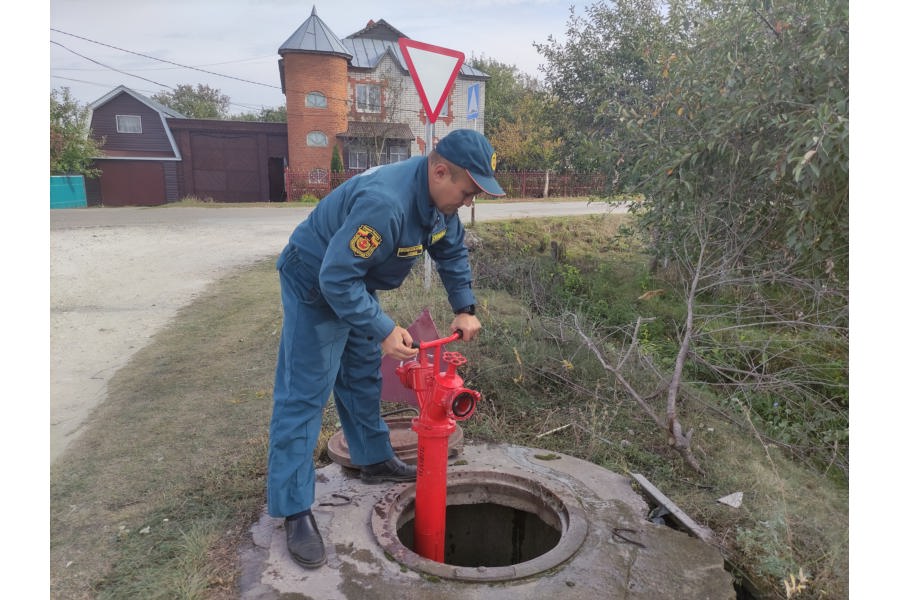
[50,0,592,114]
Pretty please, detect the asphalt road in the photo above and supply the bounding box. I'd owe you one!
[49,201,627,463]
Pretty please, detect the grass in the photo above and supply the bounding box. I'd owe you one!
[50,260,279,599]
[461,216,848,598]
[49,214,848,599]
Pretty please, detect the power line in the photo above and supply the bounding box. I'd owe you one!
[49,28,472,120]
[51,28,280,90]
[51,40,173,89]
[52,54,274,73]
[51,74,121,87]
[51,75,161,98]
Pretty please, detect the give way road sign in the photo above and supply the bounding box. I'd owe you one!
[398,38,465,124]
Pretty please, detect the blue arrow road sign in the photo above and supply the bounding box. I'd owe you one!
[467,84,479,120]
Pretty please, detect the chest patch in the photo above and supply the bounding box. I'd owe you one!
[430,228,447,245]
[397,244,424,258]
[350,224,382,258]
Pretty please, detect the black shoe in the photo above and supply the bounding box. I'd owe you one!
[285,512,326,569]
[360,455,417,484]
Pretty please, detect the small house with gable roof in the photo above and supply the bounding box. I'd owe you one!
[86,86,185,206]
[86,85,290,205]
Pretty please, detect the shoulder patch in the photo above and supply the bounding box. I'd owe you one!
[350,224,382,258]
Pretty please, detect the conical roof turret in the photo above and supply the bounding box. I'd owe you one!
[278,5,352,59]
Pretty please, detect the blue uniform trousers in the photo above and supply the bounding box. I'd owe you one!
[266,247,394,518]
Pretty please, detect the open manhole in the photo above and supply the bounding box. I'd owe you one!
[371,469,588,582]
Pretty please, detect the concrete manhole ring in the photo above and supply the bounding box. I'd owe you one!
[371,468,589,582]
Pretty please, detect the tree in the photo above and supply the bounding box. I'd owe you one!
[330,144,344,173]
[153,84,230,119]
[538,0,848,476]
[538,0,849,281]
[230,105,287,122]
[492,92,560,170]
[470,56,541,140]
[536,0,674,173]
[470,56,558,173]
[50,87,103,177]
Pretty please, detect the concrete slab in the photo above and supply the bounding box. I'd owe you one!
[240,443,735,599]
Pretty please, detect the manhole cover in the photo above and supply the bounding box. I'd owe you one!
[327,415,464,468]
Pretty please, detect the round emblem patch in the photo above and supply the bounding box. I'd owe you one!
[350,224,382,258]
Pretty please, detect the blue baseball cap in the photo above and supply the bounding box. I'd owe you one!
[435,129,506,197]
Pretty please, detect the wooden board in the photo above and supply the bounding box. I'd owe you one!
[631,472,715,542]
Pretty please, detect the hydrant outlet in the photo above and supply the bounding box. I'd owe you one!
[450,390,478,420]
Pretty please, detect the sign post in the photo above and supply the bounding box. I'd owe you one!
[399,38,466,289]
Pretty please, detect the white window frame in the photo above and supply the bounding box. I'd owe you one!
[305,91,327,108]
[348,147,368,170]
[355,84,381,113]
[388,144,408,164]
[306,131,328,147]
[116,114,142,134]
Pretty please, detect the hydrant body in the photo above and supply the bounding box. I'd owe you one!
[395,332,479,563]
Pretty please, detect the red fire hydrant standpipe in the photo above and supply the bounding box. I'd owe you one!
[394,330,480,563]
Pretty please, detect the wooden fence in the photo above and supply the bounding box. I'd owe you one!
[284,169,608,201]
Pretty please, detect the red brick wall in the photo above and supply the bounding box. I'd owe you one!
[282,53,349,172]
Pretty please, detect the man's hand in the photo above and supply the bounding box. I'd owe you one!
[450,313,481,342]
[382,325,419,360]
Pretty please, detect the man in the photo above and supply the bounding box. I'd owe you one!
[267,129,506,568]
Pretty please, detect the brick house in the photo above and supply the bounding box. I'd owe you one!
[278,7,489,178]
[84,9,489,205]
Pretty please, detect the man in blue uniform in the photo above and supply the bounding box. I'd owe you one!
[268,129,506,568]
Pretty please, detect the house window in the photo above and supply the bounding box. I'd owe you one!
[348,147,368,170]
[116,115,142,134]
[355,84,381,113]
[388,144,409,163]
[307,131,328,147]
[348,142,407,170]
[306,91,327,108]
[309,168,328,184]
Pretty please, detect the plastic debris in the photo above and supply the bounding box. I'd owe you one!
[717,492,743,508]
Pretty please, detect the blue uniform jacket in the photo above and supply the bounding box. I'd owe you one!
[281,156,476,343]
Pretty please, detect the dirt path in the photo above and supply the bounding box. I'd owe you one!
[49,202,626,463]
